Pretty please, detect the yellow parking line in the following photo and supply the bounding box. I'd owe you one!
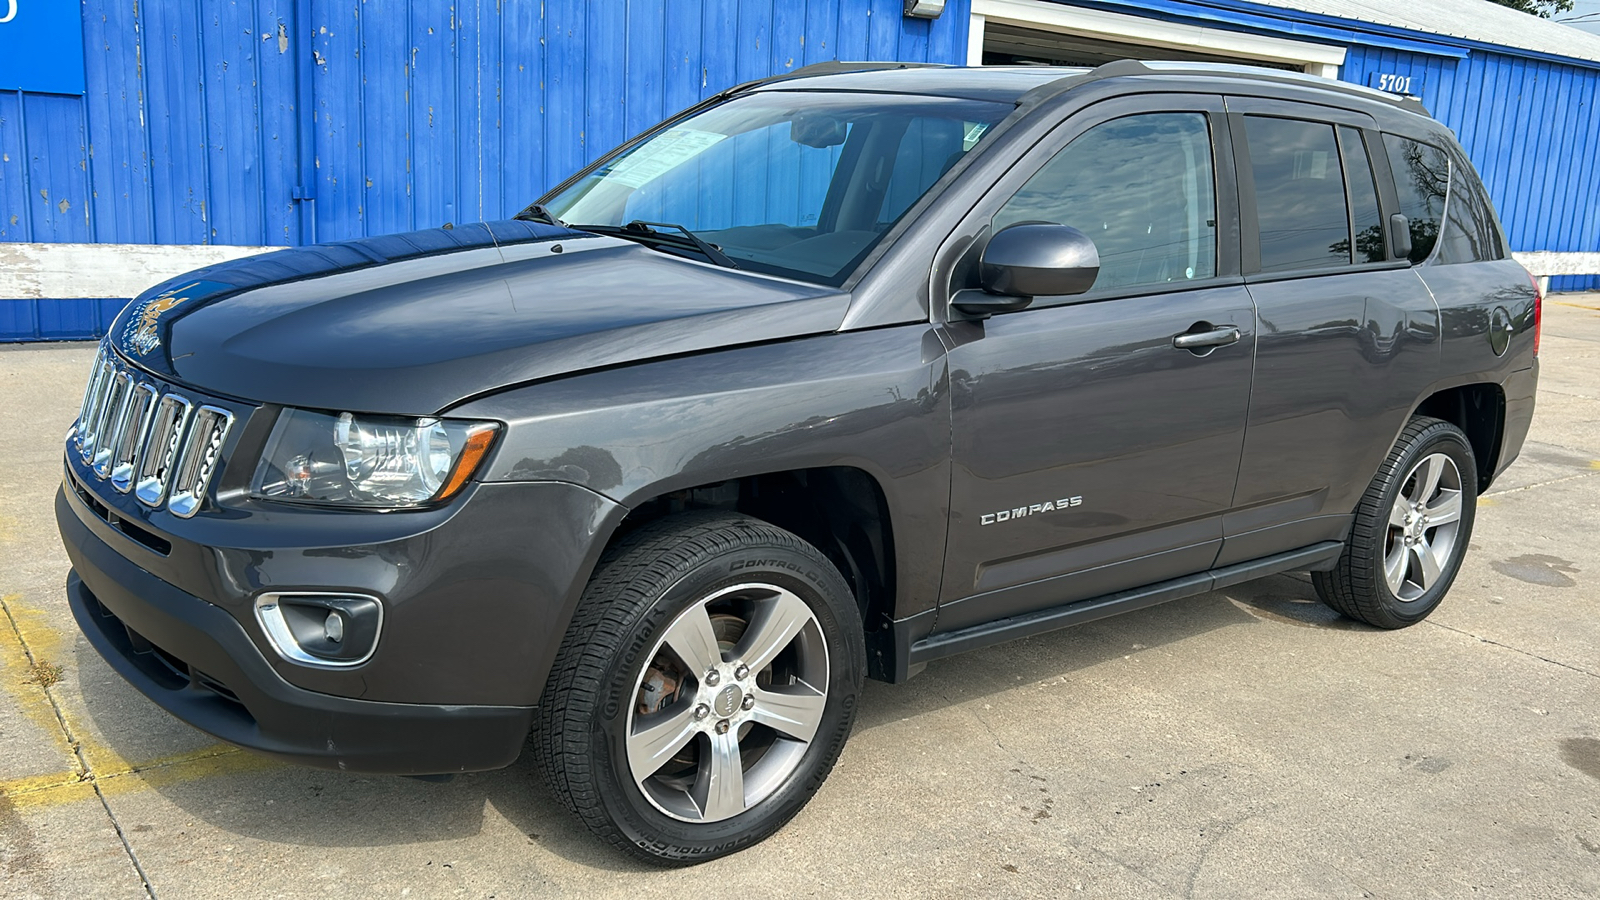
[1,593,280,813]
[0,594,78,764]
[2,745,279,812]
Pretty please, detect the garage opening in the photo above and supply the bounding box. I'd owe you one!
[982,22,1300,70]
[968,0,1348,78]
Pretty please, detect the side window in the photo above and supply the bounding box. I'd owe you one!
[1383,134,1448,264]
[994,112,1217,291]
[1437,157,1506,264]
[1243,116,1350,273]
[1337,127,1386,264]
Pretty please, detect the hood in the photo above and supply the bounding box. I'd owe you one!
[109,221,849,413]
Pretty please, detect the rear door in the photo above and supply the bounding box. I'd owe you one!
[933,94,1258,632]
[1220,98,1441,565]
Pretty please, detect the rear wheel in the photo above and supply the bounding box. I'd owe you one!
[1314,416,1477,628]
[534,512,864,865]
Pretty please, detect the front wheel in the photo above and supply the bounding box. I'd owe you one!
[1314,416,1478,628]
[534,512,864,865]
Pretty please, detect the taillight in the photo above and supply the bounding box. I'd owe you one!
[1524,266,1543,358]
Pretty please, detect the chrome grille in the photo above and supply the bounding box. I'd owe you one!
[92,372,134,477]
[76,351,116,464]
[135,395,192,508]
[168,407,233,519]
[72,344,235,519]
[110,384,158,493]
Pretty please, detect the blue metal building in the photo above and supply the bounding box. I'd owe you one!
[2,0,1598,341]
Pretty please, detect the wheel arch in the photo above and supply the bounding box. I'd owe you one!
[609,466,904,682]
[1411,382,1505,492]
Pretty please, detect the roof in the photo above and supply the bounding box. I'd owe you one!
[757,60,1438,128]
[1247,0,1600,64]
[760,60,1426,116]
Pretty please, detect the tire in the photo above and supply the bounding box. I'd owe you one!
[533,511,865,866]
[1313,416,1478,629]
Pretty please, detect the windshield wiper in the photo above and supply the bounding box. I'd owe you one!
[512,202,565,226]
[572,220,739,269]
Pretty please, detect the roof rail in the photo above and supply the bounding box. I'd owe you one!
[1015,59,1431,117]
[713,60,951,103]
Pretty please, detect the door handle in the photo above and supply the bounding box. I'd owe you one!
[1172,325,1241,351]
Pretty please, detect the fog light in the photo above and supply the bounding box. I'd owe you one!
[254,593,382,667]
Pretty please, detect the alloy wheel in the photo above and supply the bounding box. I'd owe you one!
[1384,451,1465,602]
[625,582,830,823]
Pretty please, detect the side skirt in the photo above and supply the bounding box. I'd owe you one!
[892,541,1343,679]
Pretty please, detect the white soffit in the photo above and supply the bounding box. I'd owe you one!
[0,243,284,300]
[971,0,1349,69]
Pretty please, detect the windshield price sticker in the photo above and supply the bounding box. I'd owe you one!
[605,129,728,189]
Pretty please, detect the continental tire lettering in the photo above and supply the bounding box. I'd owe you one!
[730,559,809,574]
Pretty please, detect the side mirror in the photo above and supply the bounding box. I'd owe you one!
[953,224,1101,317]
[1389,213,1413,262]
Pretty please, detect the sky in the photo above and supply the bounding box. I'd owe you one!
[1561,0,1600,35]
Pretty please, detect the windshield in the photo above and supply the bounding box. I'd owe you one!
[542,91,1011,286]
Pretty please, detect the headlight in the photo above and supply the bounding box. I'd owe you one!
[250,409,499,508]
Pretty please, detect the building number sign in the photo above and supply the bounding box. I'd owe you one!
[1368,72,1423,96]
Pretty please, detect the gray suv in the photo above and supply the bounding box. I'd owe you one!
[57,60,1540,864]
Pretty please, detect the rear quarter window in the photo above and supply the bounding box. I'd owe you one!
[1382,134,1448,264]
[1436,155,1507,264]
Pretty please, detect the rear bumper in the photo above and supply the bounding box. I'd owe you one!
[61,487,534,774]
[1496,361,1538,479]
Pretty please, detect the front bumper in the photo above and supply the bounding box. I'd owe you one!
[61,486,537,774]
[58,463,626,774]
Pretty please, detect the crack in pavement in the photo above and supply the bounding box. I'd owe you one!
[1426,618,1599,681]
[1482,468,1600,498]
[1,596,159,900]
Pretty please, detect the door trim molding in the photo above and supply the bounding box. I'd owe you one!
[900,540,1343,671]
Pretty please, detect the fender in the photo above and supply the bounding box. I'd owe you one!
[450,324,954,623]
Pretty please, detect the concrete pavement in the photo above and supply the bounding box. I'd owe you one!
[3,298,1599,899]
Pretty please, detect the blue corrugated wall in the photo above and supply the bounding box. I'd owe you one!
[0,0,967,248]
[3,0,1599,341]
[1341,45,1600,292]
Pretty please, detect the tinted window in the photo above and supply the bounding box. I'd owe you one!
[1437,156,1506,264]
[1338,127,1386,264]
[1383,134,1448,264]
[1244,116,1350,273]
[995,113,1216,291]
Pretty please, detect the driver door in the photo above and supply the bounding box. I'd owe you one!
[935,94,1257,632]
